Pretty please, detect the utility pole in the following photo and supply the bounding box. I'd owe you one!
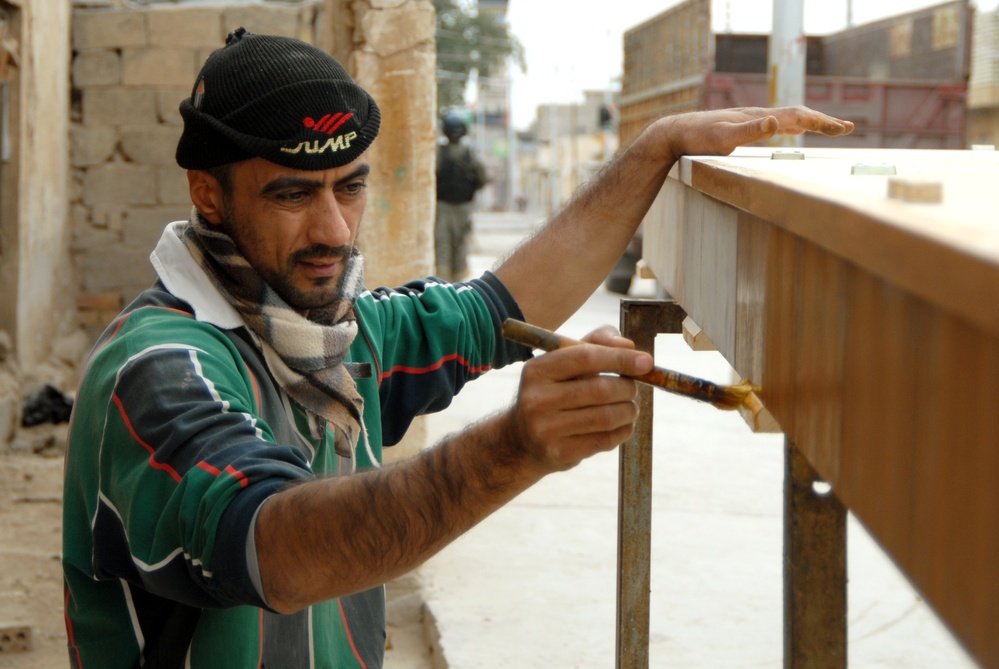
[547,104,559,216]
[505,78,516,212]
[768,0,806,147]
[570,102,578,193]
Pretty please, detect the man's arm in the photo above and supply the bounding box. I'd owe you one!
[254,327,653,613]
[493,106,854,330]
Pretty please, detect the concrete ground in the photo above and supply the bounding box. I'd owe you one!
[403,211,979,668]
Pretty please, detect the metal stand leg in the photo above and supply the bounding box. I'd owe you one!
[784,438,847,668]
[615,302,846,668]
[616,300,686,669]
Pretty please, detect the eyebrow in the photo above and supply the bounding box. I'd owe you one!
[259,164,371,197]
[339,164,371,184]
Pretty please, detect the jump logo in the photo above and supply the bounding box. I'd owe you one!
[306,112,354,135]
[281,113,358,155]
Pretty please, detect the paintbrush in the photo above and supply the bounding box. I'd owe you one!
[501,318,755,411]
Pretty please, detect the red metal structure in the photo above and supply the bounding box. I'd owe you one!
[619,0,972,149]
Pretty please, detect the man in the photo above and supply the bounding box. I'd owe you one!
[435,112,487,281]
[61,29,852,669]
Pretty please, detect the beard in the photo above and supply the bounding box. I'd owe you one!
[219,208,354,313]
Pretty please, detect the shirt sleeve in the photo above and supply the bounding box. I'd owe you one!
[351,271,533,447]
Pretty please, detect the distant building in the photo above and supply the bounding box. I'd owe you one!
[464,0,514,211]
[517,90,619,215]
[969,6,999,146]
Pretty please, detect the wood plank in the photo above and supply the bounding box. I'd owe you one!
[682,189,739,361]
[644,177,685,298]
[649,178,739,360]
[734,211,770,387]
[909,313,999,668]
[759,227,801,440]
[790,241,846,485]
[688,149,999,337]
[644,147,999,667]
[839,273,919,564]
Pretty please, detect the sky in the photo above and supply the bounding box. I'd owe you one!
[503,0,999,129]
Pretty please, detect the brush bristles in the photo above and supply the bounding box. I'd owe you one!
[710,380,756,410]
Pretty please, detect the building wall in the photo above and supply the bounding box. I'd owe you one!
[70,2,329,336]
[347,0,437,463]
[69,0,436,333]
[0,0,436,453]
[0,1,23,360]
[349,0,437,290]
[968,6,999,146]
[519,95,618,215]
[13,0,73,374]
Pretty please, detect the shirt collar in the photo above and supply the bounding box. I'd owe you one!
[149,219,245,330]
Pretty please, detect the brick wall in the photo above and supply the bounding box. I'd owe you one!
[350,0,437,289]
[70,0,437,341]
[70,2,326,336]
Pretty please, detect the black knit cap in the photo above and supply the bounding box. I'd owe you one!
[176,28,381,171]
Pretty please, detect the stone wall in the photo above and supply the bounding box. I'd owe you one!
[349,0,437,288]
[8,0,74,375]
[70,0,437,340]
[70,2,329,336]
[342,0,437,461]
[68,0,438,459]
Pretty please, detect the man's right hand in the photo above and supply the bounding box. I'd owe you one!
[255,325,653,614]
[506,325,654,474]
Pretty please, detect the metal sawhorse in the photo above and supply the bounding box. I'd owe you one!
[616,299,847,669]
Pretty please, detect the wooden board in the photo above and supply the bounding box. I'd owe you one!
[643,147,999,668]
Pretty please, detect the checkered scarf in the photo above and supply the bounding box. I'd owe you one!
[181,209,371,466]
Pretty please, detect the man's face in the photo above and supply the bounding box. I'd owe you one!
[208,154,370,312]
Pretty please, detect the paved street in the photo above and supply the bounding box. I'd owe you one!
[410,210,978,669]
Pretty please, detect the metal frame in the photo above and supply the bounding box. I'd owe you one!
[783,438,847,668]
[615,299,847,669]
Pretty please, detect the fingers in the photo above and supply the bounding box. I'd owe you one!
[580,324,637,350]
[515,371,641,471]
[512,331,653,472]
[655,105,854,161]
[540,336,653,381]
[724,115,778,149]
[755,115,778,138]
[522,375,639,437]
[768,105,854,136]
[730,107,852,143]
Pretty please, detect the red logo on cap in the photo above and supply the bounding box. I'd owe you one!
[304,113,354,136]
[193,79,206,109]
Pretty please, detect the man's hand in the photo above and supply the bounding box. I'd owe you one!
[651,106,855,164]
[496,105,853,332]
[507,325,654,474]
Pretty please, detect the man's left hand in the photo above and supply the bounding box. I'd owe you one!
[650,106,854,164]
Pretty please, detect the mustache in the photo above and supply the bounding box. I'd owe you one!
[291,245,353,264]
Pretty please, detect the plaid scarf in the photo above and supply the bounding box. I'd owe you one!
[181,210,372,467]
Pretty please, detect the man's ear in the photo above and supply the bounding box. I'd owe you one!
[188,170,226,225]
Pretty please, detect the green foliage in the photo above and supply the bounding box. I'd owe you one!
[435,0,525,112]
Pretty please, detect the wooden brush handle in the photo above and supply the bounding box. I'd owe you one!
[501,318,578,353]
[501,318,748,410]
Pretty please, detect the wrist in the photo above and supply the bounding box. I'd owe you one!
[488,408,550,482]
[639,113,685,171]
